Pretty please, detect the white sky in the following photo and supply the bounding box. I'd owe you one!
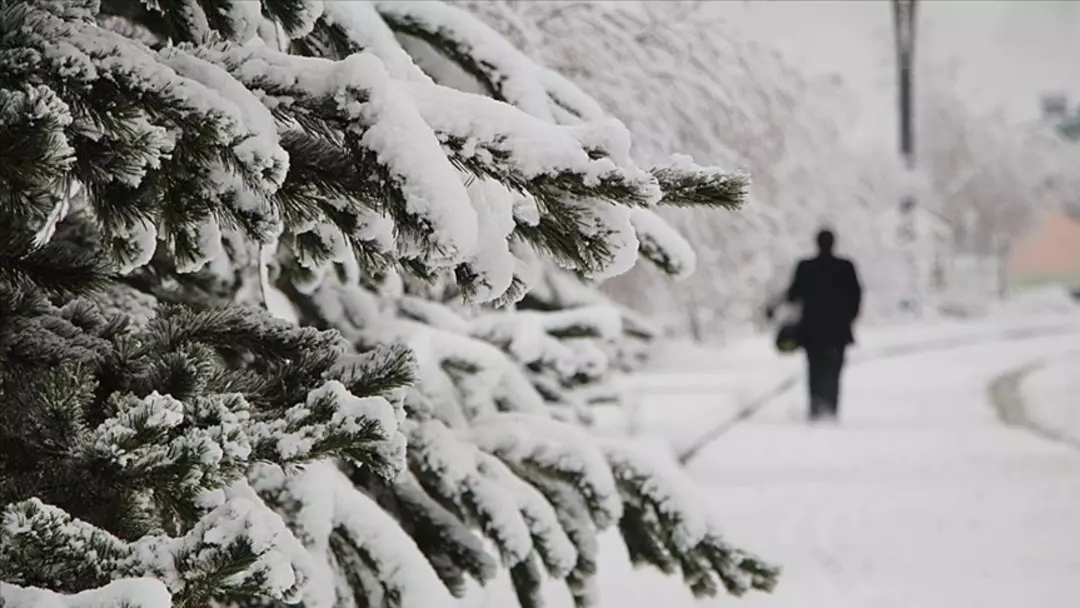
[719,0,1080,139]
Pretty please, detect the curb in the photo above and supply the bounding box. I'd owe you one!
[987,357,1080,451]
[677,320,1080,465]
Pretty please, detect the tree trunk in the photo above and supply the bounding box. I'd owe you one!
[997,242,1010,300]
[686,298,705,344]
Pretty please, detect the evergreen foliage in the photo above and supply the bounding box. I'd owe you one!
[0,1,778,606]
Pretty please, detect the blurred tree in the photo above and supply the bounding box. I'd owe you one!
[461,0,920,338]
[918,68,1080,302]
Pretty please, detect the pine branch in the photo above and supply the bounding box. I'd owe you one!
[274,130,396,276]
[604,443,780,599]
[145,305,347,364]
[375,1,608,125]
[0,222,113,298]
[441,133,654,208]
[650,160,750,210]
[637,231,685,276]
[0,499,141,593]
[0,85,75,225]
[700,533,780,596]
[514,468,601,607]
[5,3,285,269]
[249,381,405,477]
[350,465,498,597]
[261,0,323,40]
[509,556,545,608]
[189,41,454,269]
[377,6,500,98]
[327,464,459,607]
[468,415,623,530]
[289,12,364,61]
[630,207,698,279]
[191,39,659,280]
[327,343,417,398]
[406,419,537,567]
[99,0,250,45]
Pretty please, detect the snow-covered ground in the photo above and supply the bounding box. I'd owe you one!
[679,332,1080,608]
[597,294,1080,607]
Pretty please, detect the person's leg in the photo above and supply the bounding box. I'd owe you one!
[829,347,846,419]
[824,346,846,418]
[805,347,824,420]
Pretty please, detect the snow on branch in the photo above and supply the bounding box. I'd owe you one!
[456,178,518,303]
[0,492,314,606]
[316,463,456,607]
[352,466,499,596]
[405,81,659,207]
[191,41,479,270]
[250,461,457,607]
[193,37,666,285]
[3,3,278,269]
[535,305,623,340]
[405,419,535,567]
[631,208,698,279]
[468,305,620,391]
[395,318,548,421]
[98,0,264,44]
[375,0,610,124]
[478,453,577,580]
[468,413,623,530]
[248,380,407,477]
[510,463,603,606]
[0,84,76,230]
[369,2,734,281]
[395,418,584,604]
[375,0,560,121]
[0,578,171,608]
[0,291,429,604]
[306,1,433,83]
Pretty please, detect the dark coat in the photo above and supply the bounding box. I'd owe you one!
[785,254,862,346]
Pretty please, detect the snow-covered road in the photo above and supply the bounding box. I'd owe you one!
[684,331,1080,608]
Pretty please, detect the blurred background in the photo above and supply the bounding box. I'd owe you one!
[462,0,1080,342]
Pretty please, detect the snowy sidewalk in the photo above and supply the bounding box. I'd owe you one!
[680,331,1080,608]
[617,311,1080,454]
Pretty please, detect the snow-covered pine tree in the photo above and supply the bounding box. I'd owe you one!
[0,1,779,607]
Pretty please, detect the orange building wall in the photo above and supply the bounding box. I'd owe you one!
[1008,213,1080,283]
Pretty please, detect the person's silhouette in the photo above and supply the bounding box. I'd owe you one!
[774,229,862,421]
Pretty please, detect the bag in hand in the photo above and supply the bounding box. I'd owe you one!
[775,321,801,354]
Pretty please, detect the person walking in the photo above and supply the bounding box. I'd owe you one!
[768,229,862,421]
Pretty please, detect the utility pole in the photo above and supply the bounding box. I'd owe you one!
[892,0,919,313]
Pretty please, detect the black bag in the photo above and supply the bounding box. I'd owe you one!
[775,321,801,354]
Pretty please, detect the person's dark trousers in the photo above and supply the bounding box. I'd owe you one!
[804,345,846,419]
